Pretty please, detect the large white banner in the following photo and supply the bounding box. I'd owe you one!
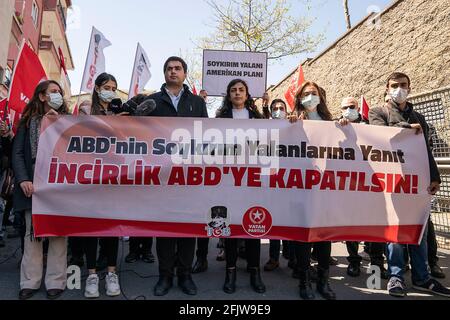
[202,50,268,97]
[128,43,151,99]
[33,117,431,244]
[80,27,112,93]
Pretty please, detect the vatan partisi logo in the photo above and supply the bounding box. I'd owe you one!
[242,206,273,237]
[206,206,231,237]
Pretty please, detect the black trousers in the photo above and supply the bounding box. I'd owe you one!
[295,241,331,272]
[156,237,195,277]
[346,242,385,266]
[195,238,209,260]
[69,237,84,258]
[85,237,119,270]
[225,238,260,268]
[129,237,153,254]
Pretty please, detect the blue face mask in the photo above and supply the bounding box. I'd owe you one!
[47,93,64,110]
[98,90,117,103]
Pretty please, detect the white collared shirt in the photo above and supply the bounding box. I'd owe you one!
[165,87,184,111]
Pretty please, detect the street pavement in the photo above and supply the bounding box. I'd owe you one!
[1,232,449,301]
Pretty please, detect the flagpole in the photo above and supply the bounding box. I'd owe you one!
[7,39,26,102]
[128,43,140,100]
[75,26,95,112]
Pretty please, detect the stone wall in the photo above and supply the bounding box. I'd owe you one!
[268,0,450,117]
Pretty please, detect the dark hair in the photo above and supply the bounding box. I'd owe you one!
[386,72,411,88]
[20,80,69,128]
[270,99,287,113]
[91,72,117,115]
[163,56,187,74]
[216,79,263,118]
[295,81,333,121]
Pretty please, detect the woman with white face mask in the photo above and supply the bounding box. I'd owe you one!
[90,73,119,116]
[83,72,122,299]
[13,81,69,300]
[292,81,336,300]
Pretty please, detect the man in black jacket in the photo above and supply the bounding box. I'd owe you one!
[369,72,450,298]
[141,56,208,296]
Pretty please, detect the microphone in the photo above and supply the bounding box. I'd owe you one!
[121,100,138,114]
[109,98,124,114]
[135,99,157,116]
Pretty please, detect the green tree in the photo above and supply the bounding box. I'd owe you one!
[197,0,324,59]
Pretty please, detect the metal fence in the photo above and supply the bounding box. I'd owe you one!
[409,86,450,250]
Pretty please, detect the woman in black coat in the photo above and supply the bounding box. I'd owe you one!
[215,79,266,294]
[12,80,69,300]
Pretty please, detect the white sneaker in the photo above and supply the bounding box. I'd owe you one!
[105,272,121,297]
[84,274,100,299]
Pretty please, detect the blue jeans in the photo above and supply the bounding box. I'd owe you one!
[387,223,430,285]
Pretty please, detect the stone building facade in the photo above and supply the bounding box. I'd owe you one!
[268,0,450,116]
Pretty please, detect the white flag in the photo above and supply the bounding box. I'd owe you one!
[128,43,151,99]
[80,27,112,93]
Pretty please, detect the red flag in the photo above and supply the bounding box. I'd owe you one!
[284,64,305,113]
[8,42,47,132]
[72,103,79,116]
[360,96,370,121]
[58,47,67,75]
[192,85,198,95]
[0,98,7,120]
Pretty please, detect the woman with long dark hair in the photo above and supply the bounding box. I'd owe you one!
[13,80,69,300]
[216,79,266,294]
[293,81,336,300]
[83,72,122,299]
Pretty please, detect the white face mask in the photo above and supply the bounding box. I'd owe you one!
[301,94,321,111]
[389,88,409,104]
[342,108,360,122]
[47,93,64,110]
[272,110,286,120]
[98,90,117,103]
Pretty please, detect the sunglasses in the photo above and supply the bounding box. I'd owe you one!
[342,105,357,110]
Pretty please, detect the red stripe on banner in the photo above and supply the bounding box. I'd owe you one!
[33,215,423,244]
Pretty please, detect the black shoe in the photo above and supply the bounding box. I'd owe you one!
[329,256,339,266]
[154,276,173,296]
[69,256,84,268]
[347,263,361,277]
[216,249,225,261]
[388,276,407,298]
[125,252,139,263]
[178,274,197,296]
[288,258,296,270]
[142,253,155,264]
[46,289,64,300]
[309,265,318,282]
[413,278,450,297]
[372,264,389,280]
[317,268,336,300]
[192,259,208,274]
[299,270,315,300]
[264,259,279,272]
[430,264,446,279]
[223,268,236,294]
[249,267,266,294]
[19,289,38,300]
[96,255,108,271]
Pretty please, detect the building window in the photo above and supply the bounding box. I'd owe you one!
[4,67,13,89]
[31,1,39,28]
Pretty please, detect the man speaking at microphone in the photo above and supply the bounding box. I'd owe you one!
[134,56,208,297]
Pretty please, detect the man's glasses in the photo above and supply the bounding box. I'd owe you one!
[341,105,357,110]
